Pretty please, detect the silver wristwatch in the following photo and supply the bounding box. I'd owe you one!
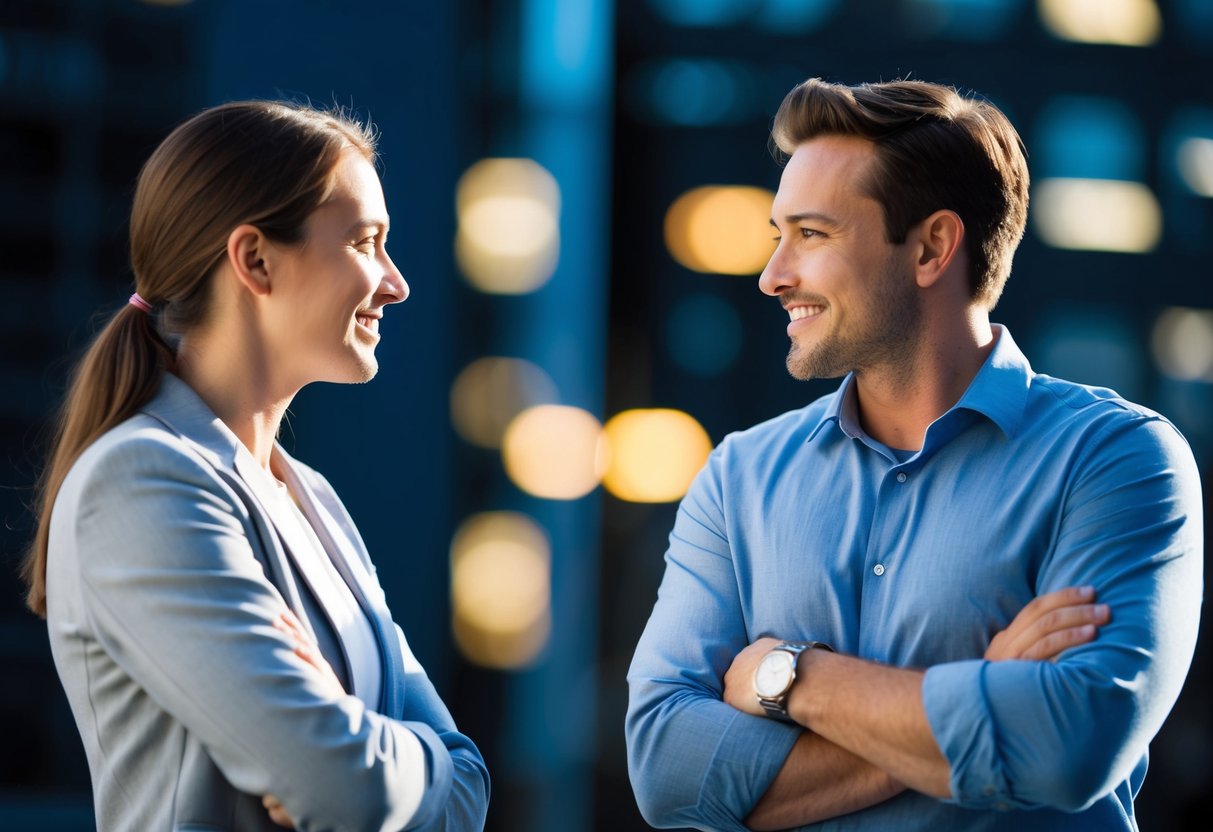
[754,640,834,722]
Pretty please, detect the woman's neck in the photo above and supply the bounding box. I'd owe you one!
[173,325,296,473]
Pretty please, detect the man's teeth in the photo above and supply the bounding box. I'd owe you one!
[788,306,822,321]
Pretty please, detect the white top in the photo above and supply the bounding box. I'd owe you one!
[263,476,383,709]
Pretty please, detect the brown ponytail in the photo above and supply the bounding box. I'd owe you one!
[22,100,376,616]
[22,305,174,615]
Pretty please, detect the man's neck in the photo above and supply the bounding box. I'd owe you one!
[853,311,996,452]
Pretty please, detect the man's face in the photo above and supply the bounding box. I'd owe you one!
[759,134,922,382]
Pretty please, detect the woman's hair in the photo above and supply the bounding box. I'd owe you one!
[771,78,1030,309]
[22,100,377,616]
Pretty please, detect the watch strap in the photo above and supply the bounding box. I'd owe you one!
[756,640,834,722]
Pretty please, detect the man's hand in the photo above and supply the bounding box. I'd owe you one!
[985,585,1109,662]
[722,636,784,717]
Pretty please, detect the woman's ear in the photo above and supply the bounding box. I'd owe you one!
[225,224,273,297]
[912,209,965,290]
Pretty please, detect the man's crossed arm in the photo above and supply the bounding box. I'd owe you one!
[722,586,1109,830]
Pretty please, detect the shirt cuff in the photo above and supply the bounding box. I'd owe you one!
[922,660,1012,810]
[699,708,801,826]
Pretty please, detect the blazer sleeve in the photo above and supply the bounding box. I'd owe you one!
[394,625,491,831]
[60,428,456,831]
[288,460,491,830]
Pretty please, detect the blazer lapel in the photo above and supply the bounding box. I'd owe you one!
[276,455,407,720]
[139,374,321,646]
[232,451,351,645]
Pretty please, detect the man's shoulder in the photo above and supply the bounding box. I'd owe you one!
[1024,374,1193,467]
[716,389,840,455]
[1028,373,1169,425]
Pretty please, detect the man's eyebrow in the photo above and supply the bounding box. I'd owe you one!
[771,211,839,227]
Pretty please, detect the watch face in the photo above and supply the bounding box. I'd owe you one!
[754,650,794,698]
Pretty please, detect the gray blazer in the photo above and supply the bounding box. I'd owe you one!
[45,373,488,831]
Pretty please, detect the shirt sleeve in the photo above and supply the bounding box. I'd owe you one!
[626,448,801,830]
[65,432,465,831]
[923,414,1204,812]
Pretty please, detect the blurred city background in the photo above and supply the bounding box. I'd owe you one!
[0,0,1210,829]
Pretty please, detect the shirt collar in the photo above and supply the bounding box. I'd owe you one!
[805,375,857,443]
[951,324,1032,438]
[802,324,1033,444]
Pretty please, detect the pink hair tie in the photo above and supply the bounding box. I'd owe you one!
[128,292,153,314]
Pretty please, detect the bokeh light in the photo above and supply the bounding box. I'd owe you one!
[502,405,607,499]
[1177,138,1213,197]
[626,58,754,126]
[1038,0,1162,46]
[602,409,713,503]
[667,293,744,376]
[456,158,560,294]
[1032,178,1162,253]
[451,357,559,449]
[1031,305,1146,400]
[906,0,1020,40]
[647,0,751,27]
[1035,96,1145,181]
[1152,307,1213,382]
[451,512,551,669]
[664,185,775,274]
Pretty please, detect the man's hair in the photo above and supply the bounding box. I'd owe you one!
[771,78,1029,308]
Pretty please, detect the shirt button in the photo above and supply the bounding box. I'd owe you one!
[896,471,908,483]
[873,564,885,576]
[982,785,995,796]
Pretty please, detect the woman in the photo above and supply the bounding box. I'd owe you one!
[21,101,489,831]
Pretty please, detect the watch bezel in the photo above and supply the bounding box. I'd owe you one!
[754,649,797,698]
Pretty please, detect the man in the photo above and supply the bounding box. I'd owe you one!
[626,78,1203,830]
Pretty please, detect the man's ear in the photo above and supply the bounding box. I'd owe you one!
[225,224,273,297]
[912,209,965,290]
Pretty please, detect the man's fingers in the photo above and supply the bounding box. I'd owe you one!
[1016,586,1096,626]
[995,602,1109,660]
[1023,603,1109,648]
[1021,624,1098,662]
[987,587,1108,661]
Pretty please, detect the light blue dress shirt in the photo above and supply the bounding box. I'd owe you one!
[626,326,1203,831]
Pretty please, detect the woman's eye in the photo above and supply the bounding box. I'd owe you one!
[800,228,819,239]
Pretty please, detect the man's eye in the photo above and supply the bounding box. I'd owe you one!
[800,228,819,239]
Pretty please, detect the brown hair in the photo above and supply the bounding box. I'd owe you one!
[771,78,1029,308]
[22,101,377,616]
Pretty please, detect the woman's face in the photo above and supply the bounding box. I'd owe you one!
[264,149,408,387]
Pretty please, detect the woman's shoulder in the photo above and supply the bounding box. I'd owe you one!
[64,413,230,503]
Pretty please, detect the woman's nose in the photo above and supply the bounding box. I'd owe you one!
[381,254,409,304]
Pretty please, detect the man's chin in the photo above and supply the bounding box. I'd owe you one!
[786,348,846,382]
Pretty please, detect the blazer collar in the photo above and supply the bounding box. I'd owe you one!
[140,373,328,645]
[142,373,404,716]
[141,372,246,471]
